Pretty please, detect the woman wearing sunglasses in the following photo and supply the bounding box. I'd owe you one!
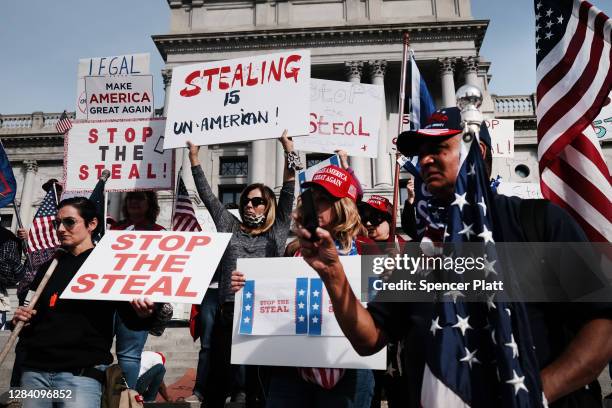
[185,130,297,406]
[11,197,155,408]
[232,164,374,408]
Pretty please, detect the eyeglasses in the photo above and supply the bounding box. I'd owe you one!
[243,197,266,207]
[52,217,79,230]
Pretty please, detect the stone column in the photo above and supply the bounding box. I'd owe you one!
[19,160,38,226]
[249,140,267,185]
[439,57,457,107]
[344,61,371,188]
[463,56,479,87]
[368,60,393,188]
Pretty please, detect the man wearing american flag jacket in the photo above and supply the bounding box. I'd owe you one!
[293,107,612,408]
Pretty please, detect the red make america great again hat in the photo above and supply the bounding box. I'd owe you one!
[301,165,359,202]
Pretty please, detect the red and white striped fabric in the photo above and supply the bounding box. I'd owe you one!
[27,188,61,252]
[55,110,73,134]
[172,175,202,232]
[535,0,612,242]
[298,367,346,390]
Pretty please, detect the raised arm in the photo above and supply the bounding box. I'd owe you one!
[295,221,388,355]
[279,130,296,183]
[187,142,237,232]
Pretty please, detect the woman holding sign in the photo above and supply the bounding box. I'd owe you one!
[232,164,375,408]
[187,130,297,406]
[11,197,155,408]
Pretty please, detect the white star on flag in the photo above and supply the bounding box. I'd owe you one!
[483,256,497,277]
[298,289,305,296]
[243,317,250,324]
[312,290,320,297]
[452,314,473,336]
[444,290,465,303]
[312,303,319,311]
[312,316,319,324]
[460,347,480,369]
[298,315,305,322]
[506,370,529,395]
[556,15,563,24]
[478,225,494,244]
[245,292,252,299]
[545,8,552,16]
[486,293,497,310]
[430,317,442,336]
[505,334,520,359]
[467,163,476,176]
[477,196,487,216]
[298,302,305,309]
[458,222,475,239]
[244,305,251,311]
[451,192,469,211]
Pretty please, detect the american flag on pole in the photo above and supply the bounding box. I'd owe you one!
[27,188,60,252]
[407,50,437,131]
[535,0,612,242]
[55,110,73,134]
[172,175,202,232]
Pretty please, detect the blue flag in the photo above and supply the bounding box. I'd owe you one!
[0,141,17,209]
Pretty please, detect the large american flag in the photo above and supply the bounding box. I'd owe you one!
[27,187,60,252]
[535,0,611,242]
[55,110,73,134]
[419,124,544,407]
[172,175,202,232]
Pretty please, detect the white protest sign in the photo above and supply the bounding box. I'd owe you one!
[231,256,386,369]
[497,182,543,199]
[64,118,174,192]
[293,79,383,158]
[163,50,311,148]
[61,231,232,304]
[84,75,154,120]
[296,154,341,194]
[76,53,150,119]
[591,92,612,141]
[484,118,514,158]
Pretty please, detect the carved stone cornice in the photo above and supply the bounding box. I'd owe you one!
[368,60,387,79]
[344,61,364,81]
[152,20,489,59]
[438,57,456,74]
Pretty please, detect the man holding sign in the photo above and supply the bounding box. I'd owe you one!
[11,197,156,408]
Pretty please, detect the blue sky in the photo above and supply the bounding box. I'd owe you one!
[0,0,539,114]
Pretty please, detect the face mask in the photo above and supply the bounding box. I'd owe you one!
[243,212,266,227]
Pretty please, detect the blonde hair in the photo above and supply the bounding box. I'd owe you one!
[239,183,277,236]
[295,194,366,253]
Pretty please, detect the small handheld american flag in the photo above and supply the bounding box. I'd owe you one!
[172,174,202,232]
[27,188,61,252]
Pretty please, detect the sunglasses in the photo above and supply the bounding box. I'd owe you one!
[243,197,266,207]
[52,217,79,230]
[361,212,388,227]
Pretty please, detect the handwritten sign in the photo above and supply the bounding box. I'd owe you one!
[76,53,150,119]
[497,182,543,199]
[163,51,311,149]
[231,256,386,369]
[61,231,231,304]
[293,79,383,158]
[484,119,514,158]
[64,118,174,192]
[84,75,154,120]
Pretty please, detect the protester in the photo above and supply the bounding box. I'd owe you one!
[0,225,26,330]
[11,197,156,408]
[293,107,612,407]
[233,164,375,408]
[110,191,166,389]
[186,130,296,406]
[136,351,172,403]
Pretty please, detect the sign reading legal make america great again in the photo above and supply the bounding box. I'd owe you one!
[84,75,154,120]
[163,50,311,149]
[76,53,150,119]
[61,231,232,304]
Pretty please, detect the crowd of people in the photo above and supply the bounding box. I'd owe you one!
[0,107,610,408]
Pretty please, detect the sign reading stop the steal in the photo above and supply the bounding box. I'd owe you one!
[61,231,231,304]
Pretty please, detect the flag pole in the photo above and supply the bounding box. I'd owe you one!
[11,199,34,271]
[390,32,410,240]
[170,167,182,231]
[103,191,108,235]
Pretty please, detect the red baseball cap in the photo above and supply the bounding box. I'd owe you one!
[301,165,359,202]
[396,107,463,156]
[360,195,393,217]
